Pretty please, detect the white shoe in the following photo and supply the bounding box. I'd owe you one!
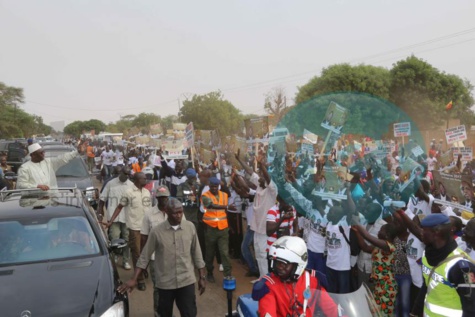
[219,264,224,272]
[123,262,131,270]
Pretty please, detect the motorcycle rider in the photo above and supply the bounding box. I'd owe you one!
[252,236,338,317]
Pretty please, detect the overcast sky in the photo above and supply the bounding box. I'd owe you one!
[1,0,474,128]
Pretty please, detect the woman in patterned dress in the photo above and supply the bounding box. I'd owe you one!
[353,223,398,317]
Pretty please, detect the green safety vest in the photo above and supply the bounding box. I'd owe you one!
[421,248,470,317]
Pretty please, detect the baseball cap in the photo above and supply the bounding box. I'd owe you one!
[420,214,450,228]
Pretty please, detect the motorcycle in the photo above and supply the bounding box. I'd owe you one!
[236,284,382,317]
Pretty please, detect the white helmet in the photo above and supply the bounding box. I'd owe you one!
[268,236,308,281]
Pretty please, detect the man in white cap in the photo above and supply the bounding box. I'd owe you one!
[17,143,85,191]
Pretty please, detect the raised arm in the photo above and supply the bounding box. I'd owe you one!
[235,149,253,176]
[353,224,390,252]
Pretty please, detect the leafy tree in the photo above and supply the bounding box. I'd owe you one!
[162,114,179,130]
[0,82,53,138]
[63,119,106,138]
[295,64,391,105]
[389,56,475,129]
[180,91,243,136]
[131,113,161,131]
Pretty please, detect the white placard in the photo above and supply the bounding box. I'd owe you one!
[445,125,467,144]
[394,122,411,137]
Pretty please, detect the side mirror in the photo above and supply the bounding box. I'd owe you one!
[110,238,127,250]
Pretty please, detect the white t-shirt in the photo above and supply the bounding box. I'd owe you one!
[250,172,278,235]
[406,232,424,288]
[228,190,243,214]
[101,150,114,166]
[406,194,434,217]
[325,223,351,271]
[426,157,437,171]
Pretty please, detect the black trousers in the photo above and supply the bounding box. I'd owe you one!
[158,283,197,317]
[227,212,243,258]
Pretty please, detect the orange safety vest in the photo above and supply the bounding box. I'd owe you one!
[201,190,228,230]
[86,146,95,158]
[132,162,146,173]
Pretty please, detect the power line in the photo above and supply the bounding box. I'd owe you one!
[350,27,475,63]
[24,99,177,112]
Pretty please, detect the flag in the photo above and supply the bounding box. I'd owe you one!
[445,100,453,110]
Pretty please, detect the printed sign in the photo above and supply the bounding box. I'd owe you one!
[445,125,467,144]
[303,129,319,144]
[321,101,348,135]
[185,122,194,148]
[451,147,473,162]
[411,146,424,158]
[394,122,411,137]
[245,116,269,140]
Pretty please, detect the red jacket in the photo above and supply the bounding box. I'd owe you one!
[258,270,338,317]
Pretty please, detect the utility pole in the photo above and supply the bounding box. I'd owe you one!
[177,98,182,123]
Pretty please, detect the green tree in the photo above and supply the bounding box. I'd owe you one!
[161,114,179,130]
[180,91,243,136]
[295,64,391,105]
[63,119,106,137]
[389,56,475,129]
[132,113,161,132]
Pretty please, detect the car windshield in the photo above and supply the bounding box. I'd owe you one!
[0,216,100,266]
[55,157,89,178]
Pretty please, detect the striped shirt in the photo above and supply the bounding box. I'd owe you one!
[266,204,296,250]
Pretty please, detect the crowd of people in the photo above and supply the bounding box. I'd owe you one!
[4,133,475,317]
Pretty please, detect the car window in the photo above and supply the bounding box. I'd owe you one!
[0,216,100,266]
[56,157,89,178]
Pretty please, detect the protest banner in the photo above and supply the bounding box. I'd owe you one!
[195,130,214,147]
[320,101,348,135]
[451,147,473,162]
[445,125,467,144]
[245,116,269,141]
[393,122,411,137]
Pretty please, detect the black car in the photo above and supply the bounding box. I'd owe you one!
[0,188,129,317]
[24,145,99,209]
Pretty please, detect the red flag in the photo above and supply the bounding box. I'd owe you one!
[445,101,453,110]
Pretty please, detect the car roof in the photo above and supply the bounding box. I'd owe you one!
[0,189,88,221]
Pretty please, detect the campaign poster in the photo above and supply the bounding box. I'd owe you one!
[311,165,347,201]
[445,125,467,144]
[320,101,348,135]
[245,116,269,140]
[433,171,473,212]
[199,147,216,166]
